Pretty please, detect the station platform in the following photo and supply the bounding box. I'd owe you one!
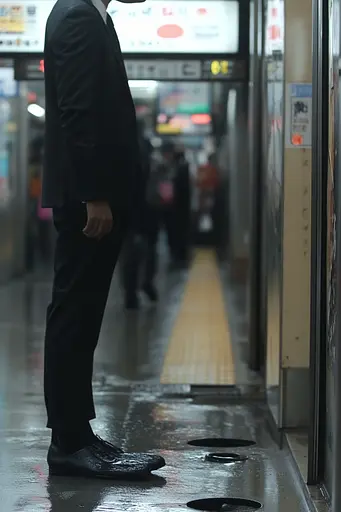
[0,249,310,511]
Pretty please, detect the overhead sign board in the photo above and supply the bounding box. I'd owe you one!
[0,0,239,54]
[14,58,246,81]
[125,60,202,80]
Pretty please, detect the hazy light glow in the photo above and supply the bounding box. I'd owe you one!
[27,103,45,118]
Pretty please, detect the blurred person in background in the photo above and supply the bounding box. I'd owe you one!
[173,147,191,266]
[154,142,177,265]
[36,140,53,263]
[27,137,43,269]
[196,153,219,192]
[27,136,53,267]
[195,152,220,243]
[123,140,193,309]
[122,120,159,310]
[146,142,177,267]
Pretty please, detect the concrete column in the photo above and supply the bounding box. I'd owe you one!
[264,0,313,429]
[279,0,313,429]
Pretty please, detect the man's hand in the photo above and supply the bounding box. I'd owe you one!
[83,201,113,239]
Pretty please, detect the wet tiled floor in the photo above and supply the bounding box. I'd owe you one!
[0,262,311,511]
[2,390,310,511]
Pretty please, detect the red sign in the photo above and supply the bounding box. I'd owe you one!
[191,113,211,125]
[157,24,184,38]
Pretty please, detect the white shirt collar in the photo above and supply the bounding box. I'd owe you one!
[91,0,107,23]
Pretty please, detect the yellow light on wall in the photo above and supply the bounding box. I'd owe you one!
[211,61,221,75]
[210,60,229,76]
[221,60,229,74]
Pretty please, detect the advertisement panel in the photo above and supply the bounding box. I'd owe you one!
[0,0,239,54]
[156,82,211,135]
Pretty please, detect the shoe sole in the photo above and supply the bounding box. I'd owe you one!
[148,459,166,471]
[49,460,165,479]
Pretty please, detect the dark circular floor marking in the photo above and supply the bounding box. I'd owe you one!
[205,452,248,463]
[188,438,256,448]
[187,498,262,511]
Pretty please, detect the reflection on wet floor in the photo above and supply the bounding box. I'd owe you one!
[2,393,309,511]
[0,256,310,511]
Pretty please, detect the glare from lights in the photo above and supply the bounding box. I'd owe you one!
[27,103,45,118]
[128,80,158,90]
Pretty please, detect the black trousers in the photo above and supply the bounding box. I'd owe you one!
[44,205,126,429]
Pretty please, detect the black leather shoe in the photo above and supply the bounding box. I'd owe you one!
[95,436,165,471]
[94,436,123,455]
[48,443,163,479]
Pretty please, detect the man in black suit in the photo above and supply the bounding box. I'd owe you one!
[42,0,165,479]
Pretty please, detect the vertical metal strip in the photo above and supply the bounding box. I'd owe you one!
[308,0,328,485]
[248,0,265,372]
[248,0,261,370]
[307,0,321,481]
[332,3,341,506]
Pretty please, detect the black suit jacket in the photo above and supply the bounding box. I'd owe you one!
[42,0,139,208]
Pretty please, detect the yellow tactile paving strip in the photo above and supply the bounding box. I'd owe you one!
[161,249,235,385]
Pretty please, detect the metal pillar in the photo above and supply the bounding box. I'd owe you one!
[308,0,329,487]
[332,2,341,503]
[248,0,265,372]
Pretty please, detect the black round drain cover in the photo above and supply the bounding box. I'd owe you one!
[205,452,248,463]
[187,498,262,511]
[188,438,256,448]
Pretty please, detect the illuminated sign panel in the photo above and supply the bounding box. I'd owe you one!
[156,82,211,135]
[0,5,25,33]
[210,60,229,76]
[109,1,239,54]
[202,59,245,80]
[14,59,246,81]
[0,0,239,54]
[265,0,284,56]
